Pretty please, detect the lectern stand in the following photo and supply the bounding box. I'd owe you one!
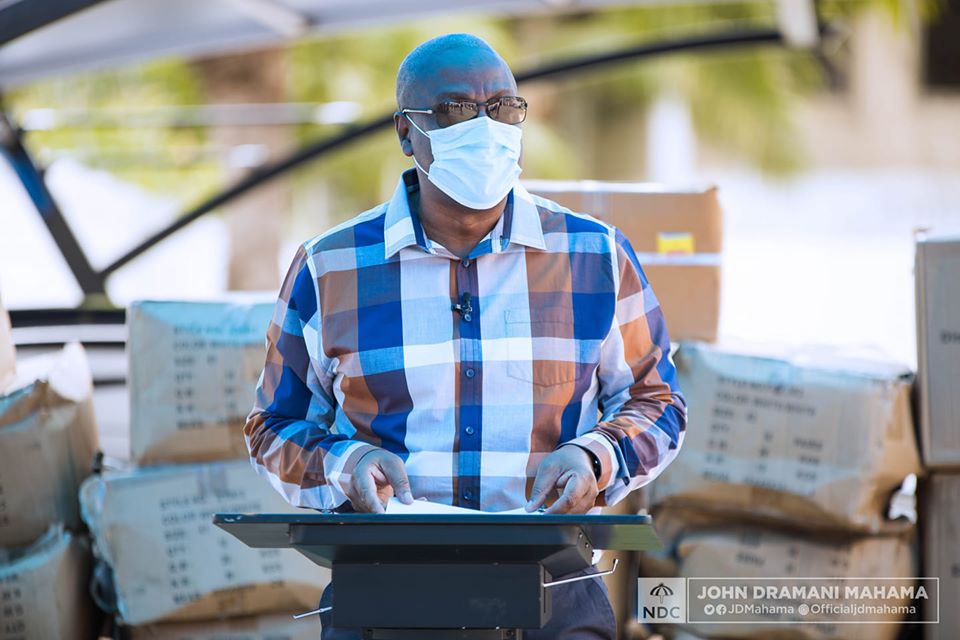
[214,512,659,639]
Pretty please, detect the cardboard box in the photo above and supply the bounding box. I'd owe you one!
[0,297,13,389]
[127,613,317,640]
[524,181,722,342]
[641,509,915,640]
[79,459,330,626]
[923,474,959,640]
[0,525,95,640]
[127,297,274,465]
[915,237,960,468]
[650,342,921,534]
[0,343,98,547]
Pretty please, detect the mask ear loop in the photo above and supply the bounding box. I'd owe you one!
[402,112,432,176]
[403,112,432,139]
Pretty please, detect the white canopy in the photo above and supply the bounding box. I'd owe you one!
[0,0,657,88]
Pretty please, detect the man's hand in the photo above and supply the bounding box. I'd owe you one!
[346,449,414,513]
[525,445,599,514]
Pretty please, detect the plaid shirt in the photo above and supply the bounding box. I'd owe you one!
[245,169,686,512]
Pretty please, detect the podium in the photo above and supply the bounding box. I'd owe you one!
[214,511,659,639]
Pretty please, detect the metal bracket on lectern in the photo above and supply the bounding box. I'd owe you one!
[293,605,332,619]
[542,558,619,588]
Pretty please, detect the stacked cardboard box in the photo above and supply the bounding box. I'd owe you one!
[915,237,960,469]
[88,298,328,636]
[126,613,317,640]
[524,181,723,343]
[0,526,94,639]
[651,342,921,535]
[640,507,914,640]
[922,476,958,640]
[0,344,100,547]
[640,341,922,639]
[0,341,100,639]
[915,237,960,640]
[127,298,274,465]
[80,460,329,627]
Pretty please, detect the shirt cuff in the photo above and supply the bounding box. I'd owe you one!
[563,432,620,491]
[325,441,380,501]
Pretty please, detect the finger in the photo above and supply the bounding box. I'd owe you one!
[376,483,396,511]
[570,487,600,515]
[367,459,401,510]
[527,463,561,511]
[555,468,578,491]
[545,473,589,514]
[353,469,385,513]
[545,493,575,514]
[571,481,600,514]
[381,457,414,504]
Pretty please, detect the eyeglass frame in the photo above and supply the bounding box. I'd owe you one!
[399,95,528,127]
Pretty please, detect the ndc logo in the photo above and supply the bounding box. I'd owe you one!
[638,578,686,623]
[651,582,673,604]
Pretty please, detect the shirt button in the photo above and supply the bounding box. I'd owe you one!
[464,368,475,379]
[465,426,475,435]
[461,258,471,268]
[463,490,473,500]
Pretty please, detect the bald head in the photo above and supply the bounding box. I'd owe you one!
[395,33,516,110]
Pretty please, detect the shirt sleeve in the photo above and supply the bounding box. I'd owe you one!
[563,228,687,507]
[244,244,378,510]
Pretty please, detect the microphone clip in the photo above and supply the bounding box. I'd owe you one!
[451,292,473,318]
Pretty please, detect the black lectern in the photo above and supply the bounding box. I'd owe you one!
[214,512,659,639]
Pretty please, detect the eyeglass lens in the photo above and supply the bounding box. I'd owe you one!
[435,97,526,127]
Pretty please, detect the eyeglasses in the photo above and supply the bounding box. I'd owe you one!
[401,96,527,128]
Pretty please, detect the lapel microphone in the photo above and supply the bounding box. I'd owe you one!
[452,292,473,318]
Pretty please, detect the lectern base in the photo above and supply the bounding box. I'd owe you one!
[362,629,521,639]
[334,563,548,629]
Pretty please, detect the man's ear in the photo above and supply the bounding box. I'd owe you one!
[394,112,414,157]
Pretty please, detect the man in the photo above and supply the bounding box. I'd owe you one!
[245,33,686,639]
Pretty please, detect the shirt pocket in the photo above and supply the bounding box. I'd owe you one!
[504,308,578,387]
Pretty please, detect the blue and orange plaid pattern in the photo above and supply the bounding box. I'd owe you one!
[245,169,686,511]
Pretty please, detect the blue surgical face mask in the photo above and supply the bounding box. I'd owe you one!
[406,114,523,210]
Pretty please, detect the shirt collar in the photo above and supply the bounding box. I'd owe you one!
[508,181,548,252]
[384,169,546,259]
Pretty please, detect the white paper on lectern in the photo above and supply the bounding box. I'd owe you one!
[384,497,533,515]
